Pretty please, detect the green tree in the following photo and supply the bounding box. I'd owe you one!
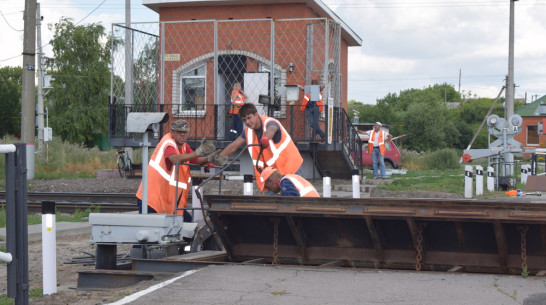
[0,66,23,137]
[45,17,117,146]
[402,101,450,152]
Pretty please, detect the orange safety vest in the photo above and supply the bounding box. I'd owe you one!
[281,174,320,197]
[136,133,191,214]
[230,91,245,114]
[300,93,324,112]
[367,130,386,156]
[246,115,303,192]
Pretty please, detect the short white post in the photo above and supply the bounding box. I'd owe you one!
[243,175,253,196]
[487,166,495,192]
[521,164,529,185]
[475,165,484,196]
[191,177,204,225]
[41,201,57,295]
[352,169,360,199]
[464,165,473,198]
[323,170,331,198]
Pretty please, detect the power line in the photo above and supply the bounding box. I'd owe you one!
[0,0,107,62]
[0,9,23,31]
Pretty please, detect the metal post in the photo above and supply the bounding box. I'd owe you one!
[243,175,253,196]
[475,165,484,196]
[269,19,275,116]
[36,3,44,153]
[41,201,56,295]
[192,177,204,225]
[141,132,149,213]
[5,148,16,297]
[352,169,360,199]
[322,170,331,198]
[487,166,495,192]
[464,165,473,198]
[15,144,29,305]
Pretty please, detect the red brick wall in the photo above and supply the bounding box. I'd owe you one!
[515,117,546,155]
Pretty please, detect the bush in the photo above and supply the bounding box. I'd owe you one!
[401,148,461,170]
[422,148,460,170]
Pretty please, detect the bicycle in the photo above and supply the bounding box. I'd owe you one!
[116,149,134,178]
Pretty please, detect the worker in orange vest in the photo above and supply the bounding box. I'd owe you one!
[229,82,247,139]
[261,167,319,197]
[299,79,326,142]
[136,119,219,221]
[360,122,392,179]
[219,103,303,192]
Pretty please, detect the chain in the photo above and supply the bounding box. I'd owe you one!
[415,223,425,271]
[271,217,280,265]
[518,226,529,273]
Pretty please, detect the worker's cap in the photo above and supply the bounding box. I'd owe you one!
[171,119,189,132]
[375,122,382,126]
[260,167,277,182]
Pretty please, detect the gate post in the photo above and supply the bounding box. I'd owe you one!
[475,165,484,196]
[464,165,473,198]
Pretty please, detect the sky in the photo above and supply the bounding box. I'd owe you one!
[1,0,545,105]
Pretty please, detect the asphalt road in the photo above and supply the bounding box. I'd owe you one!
[108,264,546,305]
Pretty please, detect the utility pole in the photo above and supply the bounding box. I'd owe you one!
[21,0,37,179]
[505,0,517,124]
[36,3,45,153]
[125,0,133,106]
[504,0,517,176]
[458,68,461,95]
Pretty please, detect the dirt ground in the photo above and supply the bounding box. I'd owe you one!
[11,175,463,304]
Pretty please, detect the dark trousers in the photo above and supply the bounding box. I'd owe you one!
[305,105,326,140]
[231,114,243,140]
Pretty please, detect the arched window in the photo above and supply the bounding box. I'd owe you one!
[177,64,206,116]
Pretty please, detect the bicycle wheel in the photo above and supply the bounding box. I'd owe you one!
[126,157,135,177]
[117,157,126,178]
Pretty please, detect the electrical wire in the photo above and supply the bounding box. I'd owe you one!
[0,9,22,32]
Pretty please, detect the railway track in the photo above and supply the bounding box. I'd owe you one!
[0,191,138,213]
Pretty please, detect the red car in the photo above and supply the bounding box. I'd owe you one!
[358,133,405,169]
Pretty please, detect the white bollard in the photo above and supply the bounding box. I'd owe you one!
[243,175,253,196]
[192,178,204,226]
[521,164,529,185]
[475,165,484,196]
[41,201,57,295]
[464,165,473,198]
[322,170,331,198]
[487,166,495,192]
[352,169,360,199]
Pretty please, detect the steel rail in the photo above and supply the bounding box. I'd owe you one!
[0,191,138,213]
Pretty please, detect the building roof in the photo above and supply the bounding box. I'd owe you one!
[515,95,546,117]
[142,0,362,46]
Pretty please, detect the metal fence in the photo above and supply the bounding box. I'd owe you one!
[110,18,341,141]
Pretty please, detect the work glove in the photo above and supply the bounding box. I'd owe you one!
[194,137,216,157]
[203,163,214,173]
[207,149,228,166]
[260,136,270,149]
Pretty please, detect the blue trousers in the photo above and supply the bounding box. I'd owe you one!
[372,147,386,178]
[231,114,243,140]
[305,106,325,140]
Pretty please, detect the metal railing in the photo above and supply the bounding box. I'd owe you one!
[109,102,364,170]
[1,143,29,305]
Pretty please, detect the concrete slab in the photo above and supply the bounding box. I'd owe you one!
[110,264,546,305]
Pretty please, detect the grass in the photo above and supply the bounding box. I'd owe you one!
[0,135,120,189]
[0,206,100,228]
[0,288,43,305]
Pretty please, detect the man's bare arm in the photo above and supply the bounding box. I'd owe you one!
[220,137,246,156]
